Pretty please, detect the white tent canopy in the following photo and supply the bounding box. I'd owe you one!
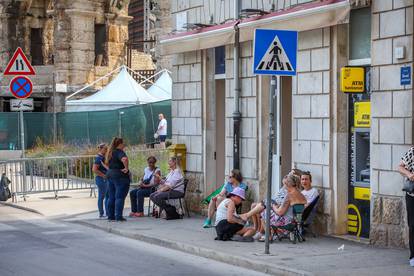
[147,71,172,101]
[66,67,162,112]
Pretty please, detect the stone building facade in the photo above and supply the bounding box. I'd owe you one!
[160,0,414,248]
[0,0,132,112]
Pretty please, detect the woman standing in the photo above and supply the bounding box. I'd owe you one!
[398,147,414,267]
[105,137,130,222]
[92,143,108,218]
[129,156,161,217]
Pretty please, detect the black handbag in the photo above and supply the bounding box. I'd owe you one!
[403,179,414,193]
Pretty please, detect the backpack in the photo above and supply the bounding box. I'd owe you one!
[164,204,182,220]
[0,174,12,202]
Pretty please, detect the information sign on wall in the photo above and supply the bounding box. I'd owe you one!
[341,67,365,93]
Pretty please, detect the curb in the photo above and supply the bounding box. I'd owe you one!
[0,202,44,216]
[73,220,312,276]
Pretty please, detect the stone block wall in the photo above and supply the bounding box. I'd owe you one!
[370,0,413,248]
[225,42,260,194]
[292,27,332,233]
[171,50,204,211]
[170,0,315,25]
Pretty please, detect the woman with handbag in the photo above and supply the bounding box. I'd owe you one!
[398,147,414,267]
[129,156,161,217]
[105,137,130,222]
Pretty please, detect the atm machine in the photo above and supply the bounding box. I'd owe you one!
[347,68,371,238]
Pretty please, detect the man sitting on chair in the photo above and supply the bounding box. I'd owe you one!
[300,172,319,207]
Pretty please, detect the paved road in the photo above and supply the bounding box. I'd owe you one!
[0,205,267,276]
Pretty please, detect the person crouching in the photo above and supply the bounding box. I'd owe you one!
[214,187,255,241]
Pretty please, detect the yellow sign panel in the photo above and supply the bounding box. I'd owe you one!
[354,101,370,128]
[354,187,371,201]
[341,67,365,93]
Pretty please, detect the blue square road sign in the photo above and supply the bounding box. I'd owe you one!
[253,29,298,76]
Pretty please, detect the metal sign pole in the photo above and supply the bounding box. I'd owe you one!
[19,109,25,158]
[19,109,27,200]
[265,75,277,254]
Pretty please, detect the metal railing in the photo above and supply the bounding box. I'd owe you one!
[0,149,171,202]
[0,155,96,202]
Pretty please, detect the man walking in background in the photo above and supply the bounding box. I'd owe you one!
[156,113,167,149]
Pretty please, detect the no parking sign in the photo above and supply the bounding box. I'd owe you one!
[9,76,33,99]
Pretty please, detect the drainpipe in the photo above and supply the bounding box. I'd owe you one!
[233,0,241,170]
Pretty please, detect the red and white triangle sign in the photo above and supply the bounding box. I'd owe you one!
[3,47,36,76]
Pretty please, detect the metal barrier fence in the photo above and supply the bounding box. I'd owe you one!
[0,155,96,201]
[0,149,171,202]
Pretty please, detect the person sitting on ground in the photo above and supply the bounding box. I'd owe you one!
[203,169,247,228]
[149,157,183,216]
[300,171,319,207]
[215,187,255,241]
[129,156,161,217]
[241,174,307,241]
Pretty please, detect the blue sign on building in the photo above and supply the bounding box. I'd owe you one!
[401,66,411,85]
[253,29,298,76]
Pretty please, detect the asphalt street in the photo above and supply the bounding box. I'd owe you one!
[0,205,267,276]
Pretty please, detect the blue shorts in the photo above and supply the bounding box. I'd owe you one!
[159,135,167,142]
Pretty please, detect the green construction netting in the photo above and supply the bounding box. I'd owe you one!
[0,100,171,150]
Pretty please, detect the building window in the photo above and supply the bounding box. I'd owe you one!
[349,7,371,64]
[95,24,107,66]
[31,28,44,65]
[215,46,226,76]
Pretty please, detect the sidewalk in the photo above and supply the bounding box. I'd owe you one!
[1,190,129,218]
[68,210,413,276]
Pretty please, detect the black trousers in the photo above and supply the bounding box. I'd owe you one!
[406,194,414,259]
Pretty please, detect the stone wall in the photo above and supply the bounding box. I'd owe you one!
[369,0,413,248]
[0,0,132,109]
[225,42,260,194]
[171,50,204,210]
[293,27,332,233]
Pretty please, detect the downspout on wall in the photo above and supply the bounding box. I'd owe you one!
[233,0,241,170]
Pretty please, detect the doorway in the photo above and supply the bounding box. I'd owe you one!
[215,79,226,187]
[272,76,292,196]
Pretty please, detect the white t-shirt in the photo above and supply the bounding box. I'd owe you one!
[157,118,167,135]
[302,187,319,205]
[143,167,161,185]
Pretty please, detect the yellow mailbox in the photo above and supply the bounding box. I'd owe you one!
[168,144,187,172]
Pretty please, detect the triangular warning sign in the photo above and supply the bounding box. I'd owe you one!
[3,47,36,76]
[256,36,294,72]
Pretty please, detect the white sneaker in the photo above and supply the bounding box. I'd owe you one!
[253,232,262,240]
[410,258,414,267]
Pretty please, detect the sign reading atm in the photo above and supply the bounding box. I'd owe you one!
[341,67,365,93]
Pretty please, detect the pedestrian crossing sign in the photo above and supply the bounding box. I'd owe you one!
[253,29,298,76]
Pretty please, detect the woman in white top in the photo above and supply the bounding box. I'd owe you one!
[215,187,255,241]
[300,172,319,207]
[150,156,184,214]
[129,156,161,217]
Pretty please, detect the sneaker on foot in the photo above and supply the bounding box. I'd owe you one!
[116,217,127,222]
[253,232,262,240]
[202,218,212,228]
[410,258,414,267]
[129,212,136,217]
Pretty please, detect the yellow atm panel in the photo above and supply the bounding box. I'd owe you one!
[341,67,365,93]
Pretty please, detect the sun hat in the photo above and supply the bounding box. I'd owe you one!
[228,187,246,200]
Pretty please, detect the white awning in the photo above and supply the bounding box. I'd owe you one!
[160,0,350,55]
